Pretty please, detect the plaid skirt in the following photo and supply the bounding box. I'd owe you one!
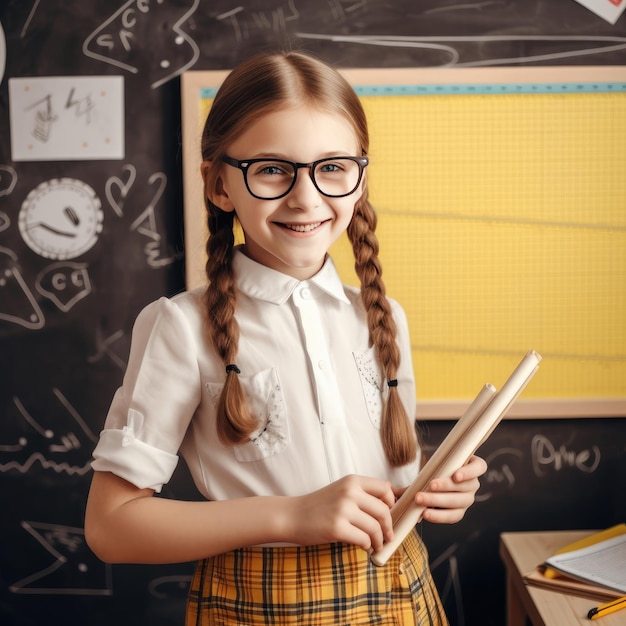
[186,527,448,626]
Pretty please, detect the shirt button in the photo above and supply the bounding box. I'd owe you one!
[318,360,327,370]
[300,287,311,299]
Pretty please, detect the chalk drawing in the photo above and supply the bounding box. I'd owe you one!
[0,389,96,476]
[148,574,192,599]
[130,172,179,268]
[19,0,41,38]
[296,33,626,66]
[83,0,200,89]
[105,163,137,217]
[0,246,45,330]
[0,165,17,197]
[475,447,523,503]
[431,541,467,626]
[87,326,127,371]
[531,434,601,477]
[35,261,92,312]
[10,521,112,595]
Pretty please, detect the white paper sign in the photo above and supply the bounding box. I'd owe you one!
[573,0,626,24]
[9,76,124,161]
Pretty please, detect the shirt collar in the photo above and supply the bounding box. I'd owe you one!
[233,247,350,305]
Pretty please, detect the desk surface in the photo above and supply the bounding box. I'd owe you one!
[500,530,625,626]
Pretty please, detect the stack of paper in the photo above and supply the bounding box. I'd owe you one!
[524,525,626,601]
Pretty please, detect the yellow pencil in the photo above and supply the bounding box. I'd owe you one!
[588,596,626,620]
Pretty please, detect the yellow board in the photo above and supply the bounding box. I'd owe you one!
[181,67,626,418]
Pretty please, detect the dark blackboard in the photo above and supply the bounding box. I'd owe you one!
[0,1,624,625]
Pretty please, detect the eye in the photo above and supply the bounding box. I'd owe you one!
[317,158,354,176]
[252,161,292,177]
[318,162,343,173]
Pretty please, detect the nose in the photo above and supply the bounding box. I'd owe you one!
[285,165,321,209]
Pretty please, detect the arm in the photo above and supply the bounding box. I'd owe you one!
[84,470,397,564]
[411,454,488,524]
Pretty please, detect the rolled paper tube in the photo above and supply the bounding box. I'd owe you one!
[371,350,542,567]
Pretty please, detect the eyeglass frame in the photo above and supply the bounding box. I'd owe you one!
[221,155,369,200]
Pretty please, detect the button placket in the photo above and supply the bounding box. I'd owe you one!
[292,283,355,479]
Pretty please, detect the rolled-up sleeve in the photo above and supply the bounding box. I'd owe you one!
[91,296,202,491]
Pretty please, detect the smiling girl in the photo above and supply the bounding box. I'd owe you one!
[85,51,486,625]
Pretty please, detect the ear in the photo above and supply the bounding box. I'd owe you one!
[201,160,235,213]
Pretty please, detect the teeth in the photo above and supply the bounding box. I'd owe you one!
[286,222,321,232]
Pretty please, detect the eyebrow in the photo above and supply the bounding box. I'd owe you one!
[244,152,357,161]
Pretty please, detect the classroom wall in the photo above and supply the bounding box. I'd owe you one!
[1,2,625,626]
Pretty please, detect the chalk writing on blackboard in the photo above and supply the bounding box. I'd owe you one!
[0,164,17,197]
[148,574,193,599]
[430,542,465,626]
[531,434,601,477]
[83,0,200,89]
[105,163,137,217]
[296,33,626,66]
[0,247,45,330]
[216,1,300,42]
[10,521,112,595]
[475,447,523,503]
[0,389,96,476]
[19,0,40,38]
[35,262,92,313]
[88,326,127,371]
[130,172,180,268]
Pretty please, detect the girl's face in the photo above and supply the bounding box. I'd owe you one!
[212,105,364,280]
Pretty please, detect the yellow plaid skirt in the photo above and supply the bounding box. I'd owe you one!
[186,527,447,625]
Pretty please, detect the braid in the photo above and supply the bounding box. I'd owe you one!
[348,197,418,467]
[204,208,257,444]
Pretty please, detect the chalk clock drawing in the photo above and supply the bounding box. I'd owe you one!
[19,179,103,260]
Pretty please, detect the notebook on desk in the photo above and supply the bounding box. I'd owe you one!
[524,525,626,601]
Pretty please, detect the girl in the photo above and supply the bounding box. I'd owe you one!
[85,50,487,625]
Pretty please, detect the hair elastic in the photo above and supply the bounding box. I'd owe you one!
[387,379,398,388]
[225,364,241,374]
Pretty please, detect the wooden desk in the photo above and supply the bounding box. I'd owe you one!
[500,530,624,626]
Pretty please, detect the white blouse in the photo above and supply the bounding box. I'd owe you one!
[92,248,421,501]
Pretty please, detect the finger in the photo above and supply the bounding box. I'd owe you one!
[421,506,467,525]
[354,491,394,544]
[334,517,379,552]
[452,455,488,483]
[427,475,480,494]
[351,509,387,552]
[333,476,395,548]
[360,477,396,509]
[416,490,476,511]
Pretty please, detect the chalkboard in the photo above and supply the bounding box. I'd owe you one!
[1,2,625,625]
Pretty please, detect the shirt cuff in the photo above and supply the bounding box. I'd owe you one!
[91,428,179,492]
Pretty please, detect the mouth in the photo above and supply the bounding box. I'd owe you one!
[282,221,324,233]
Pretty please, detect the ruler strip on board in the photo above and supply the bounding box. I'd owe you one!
[353,83,626,96]
[201,83,626,100]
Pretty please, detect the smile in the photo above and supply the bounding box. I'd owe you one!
[284,222,323,233]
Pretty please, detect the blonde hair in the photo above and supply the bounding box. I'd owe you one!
[200,51,417,467]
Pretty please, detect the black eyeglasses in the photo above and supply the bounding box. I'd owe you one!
[222,155,369,200]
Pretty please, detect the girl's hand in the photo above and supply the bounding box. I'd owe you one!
[414,455,488,524]
[290,475,396,552]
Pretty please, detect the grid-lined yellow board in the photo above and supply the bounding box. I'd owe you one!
[181,67,626,417]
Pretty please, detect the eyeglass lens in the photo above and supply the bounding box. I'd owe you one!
[245,158,363,199]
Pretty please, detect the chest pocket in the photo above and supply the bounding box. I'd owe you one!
[206,367,290,462]
[353,347,385,429]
